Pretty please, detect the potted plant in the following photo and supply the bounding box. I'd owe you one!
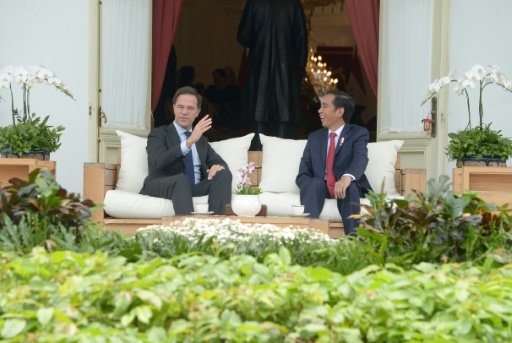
[0,65,74,160]
[232,161,262,217]
[422,64,512,166]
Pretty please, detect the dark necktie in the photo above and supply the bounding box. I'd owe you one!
[183,131,195,185]
[326,132,336,197]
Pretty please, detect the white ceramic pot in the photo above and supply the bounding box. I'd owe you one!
[231,194,261,217]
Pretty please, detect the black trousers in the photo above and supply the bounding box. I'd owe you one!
[140,169,232,215]
[298,177,362,235]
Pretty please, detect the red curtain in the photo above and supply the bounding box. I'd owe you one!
[345,0,379,98]
[152,0,183,113]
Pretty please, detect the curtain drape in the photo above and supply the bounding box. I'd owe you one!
[379,0,433,133]
[151,0,183,113]
[102,0,150,130]
[345,0,379,98]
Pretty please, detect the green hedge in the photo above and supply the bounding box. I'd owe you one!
[1,248,511,342]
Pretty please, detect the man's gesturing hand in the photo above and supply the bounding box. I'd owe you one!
[186,115,212,148]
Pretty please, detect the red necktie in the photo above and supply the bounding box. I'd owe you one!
[326,132,336,197]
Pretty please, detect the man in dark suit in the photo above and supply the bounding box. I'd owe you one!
[296,90,371,235]
[140,86,232,214]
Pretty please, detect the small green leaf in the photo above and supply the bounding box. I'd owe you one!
[278,247,291,266]
[37,308,54,326]
[1,319,26,339]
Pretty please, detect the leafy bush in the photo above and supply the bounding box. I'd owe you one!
[0,169,95,252]
[446,124,512,161]
[0,115,64,156]
[358,175,512,266]
[1,248,511,342]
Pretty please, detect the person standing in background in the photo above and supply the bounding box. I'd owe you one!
[237,0,308,142]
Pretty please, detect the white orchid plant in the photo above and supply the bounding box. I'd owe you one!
[234,162,261,195]
[0,65,74,125]
[422,64,512,129]
[422,64,512,162]
[0,65,75,157]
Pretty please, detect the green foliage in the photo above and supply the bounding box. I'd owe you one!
[358,175,512,266]
[0,114,64,156]
[0,169,95,252]
[1,248,512,342]
[234,186,261,195]
[135,221,373,275]
[446,124,512,161]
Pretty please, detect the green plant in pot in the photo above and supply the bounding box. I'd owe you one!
[0,65,74,160]
[422,64,512,167]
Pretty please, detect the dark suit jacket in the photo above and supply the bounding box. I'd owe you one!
[296,124,371,193]
[141,124,228,188]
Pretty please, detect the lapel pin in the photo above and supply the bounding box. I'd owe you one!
[339,137,345,147]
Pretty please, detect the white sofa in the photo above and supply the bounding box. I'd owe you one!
[84,130,426,232]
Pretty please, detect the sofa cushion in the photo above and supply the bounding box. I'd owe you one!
[115,130,254,194]
[259,192,359,221]
[260,192,403,221]
[259,134,307,194]
[366,140,404,196]
[258,134,403,197]
[115,130,148,193]
[210,133,254,190]
[104,189,209,219]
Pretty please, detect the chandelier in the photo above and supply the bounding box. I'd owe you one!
[301,0,345,11]
[306,48,338,98]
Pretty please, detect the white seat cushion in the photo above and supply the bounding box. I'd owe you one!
[259,134,307,194]
[260,192,404,222]
[366,140,404,196]
[104,189,208,219]
[210,133,254,190]
[115,130,148,193]
[258,134,404,197]
[115,130,254,195]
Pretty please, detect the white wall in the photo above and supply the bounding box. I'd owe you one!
[447,0,512,173]
[0,0,89,194]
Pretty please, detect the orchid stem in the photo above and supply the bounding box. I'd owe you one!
[464,89,471,129]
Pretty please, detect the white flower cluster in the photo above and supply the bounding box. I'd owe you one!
[236,162,256,192]
[137,217,333,246]
[0,65,74,99]
[422,64,512,105]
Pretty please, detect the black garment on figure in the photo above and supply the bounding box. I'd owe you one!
[237,0,308,124]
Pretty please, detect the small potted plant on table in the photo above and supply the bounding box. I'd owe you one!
[231,162,262,217]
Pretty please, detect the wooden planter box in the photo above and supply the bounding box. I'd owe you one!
[0,158,56,188]
[453,166,512,207]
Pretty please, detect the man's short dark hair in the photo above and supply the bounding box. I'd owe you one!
[173,86,202,108]
[326,89,355,122]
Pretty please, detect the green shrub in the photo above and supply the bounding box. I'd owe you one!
[358,175,512,266]
[0,115,64,156]
[0,169,95,252]
[1,248,511,342]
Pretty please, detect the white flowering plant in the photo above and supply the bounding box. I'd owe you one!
[234,161,261,195]
[422,64,512,162]
[0,65,75,158]
[422,64,512,128]
[136,217,334,260]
